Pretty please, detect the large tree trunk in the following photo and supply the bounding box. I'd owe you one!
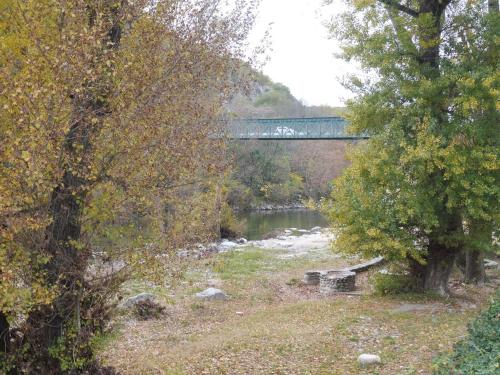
[0,311,9,356]
[24,5,124,371]
[463,220,491,284]
[0,312,17,375]
[423,241,457,295]
[465,249,486,284]
[422,212,462,295]
[24,96,97,371]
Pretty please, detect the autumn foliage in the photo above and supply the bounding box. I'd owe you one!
[0,0,256,372]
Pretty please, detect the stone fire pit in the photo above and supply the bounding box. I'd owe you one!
[303,271,322,285]
[319,270,356,293]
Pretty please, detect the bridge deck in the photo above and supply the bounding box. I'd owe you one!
[228,117,367,140]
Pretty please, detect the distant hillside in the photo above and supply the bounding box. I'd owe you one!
[228,70,346,119]
[226,69,351,207]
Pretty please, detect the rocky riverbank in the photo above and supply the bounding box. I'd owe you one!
[234,202,306,211]
[178,226,334,260]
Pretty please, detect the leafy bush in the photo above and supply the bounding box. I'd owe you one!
[226,180,255,210]
[220,203,244,239]
[372,273,420,296]
[260,173,304,204]
[433,292,500,374]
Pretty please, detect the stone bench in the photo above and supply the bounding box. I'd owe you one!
[344,256,384,273]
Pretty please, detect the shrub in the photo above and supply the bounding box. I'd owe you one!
[226,180,255,210]
[132,300,166,321]
[372,273,420,296]
[220,203,244,239]
[433,292,500,374]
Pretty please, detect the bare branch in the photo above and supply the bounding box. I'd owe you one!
[378,0,419,17]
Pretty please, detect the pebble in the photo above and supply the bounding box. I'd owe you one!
[358,353,381,367]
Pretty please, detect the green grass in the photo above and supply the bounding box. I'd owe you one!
[210,247,288,280]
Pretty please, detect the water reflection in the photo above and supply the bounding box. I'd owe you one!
[237,209,328,240]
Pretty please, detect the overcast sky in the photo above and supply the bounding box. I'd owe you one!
[247,0,354,107]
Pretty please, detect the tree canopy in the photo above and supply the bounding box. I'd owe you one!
[323,0,499,294]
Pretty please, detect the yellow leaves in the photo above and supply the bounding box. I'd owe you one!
[1,0,256,321]
[462,97,480,111]
[21,150,31,162]
[460,77,476,88]
[367,228,381,237]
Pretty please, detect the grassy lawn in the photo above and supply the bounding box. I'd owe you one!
[101,246,498,374]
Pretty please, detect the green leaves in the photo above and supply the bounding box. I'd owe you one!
[433,292,500,374]
[323,0,499,268]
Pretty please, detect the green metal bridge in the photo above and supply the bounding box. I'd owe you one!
[228,117,368,140]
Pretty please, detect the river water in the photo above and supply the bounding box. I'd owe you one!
[237,209,328,240]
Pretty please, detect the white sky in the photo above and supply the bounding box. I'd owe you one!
[248,0,354,107]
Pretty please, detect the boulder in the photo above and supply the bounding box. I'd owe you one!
[357,354,381,367]
[236,238,248,244]
[311,226,322,232]
[122,293,156,308]
[195,288,228,301]
[484,259,498,269]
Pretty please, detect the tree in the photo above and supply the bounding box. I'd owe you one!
[459,0,499,284]
[0,0,256,372]
[324,0,499,295]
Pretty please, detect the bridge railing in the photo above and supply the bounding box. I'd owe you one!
[227,117,367,140]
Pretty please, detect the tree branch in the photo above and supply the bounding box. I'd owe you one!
[378,0,419,17]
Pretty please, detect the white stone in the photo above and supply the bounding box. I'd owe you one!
[358,354,381,366]
[484,259,498,269]
[122,293,156,308]
[195,288,228,301]
[217,240,238,252]
[311,226,322,232]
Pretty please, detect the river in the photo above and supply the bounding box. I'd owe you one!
[237,209,328,240]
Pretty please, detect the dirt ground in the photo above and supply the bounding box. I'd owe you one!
[100,238,499,375]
